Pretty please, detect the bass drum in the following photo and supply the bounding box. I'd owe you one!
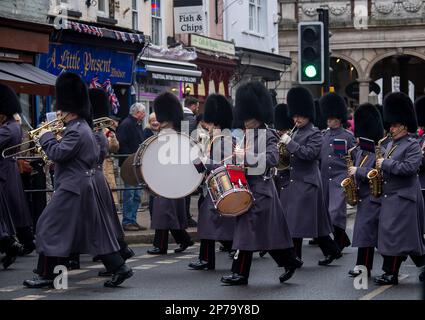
[133,129,205,199]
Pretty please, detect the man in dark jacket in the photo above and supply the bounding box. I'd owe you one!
[183,96,200,227]
[116,103,146,231]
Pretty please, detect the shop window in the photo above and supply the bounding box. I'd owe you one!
[208,80,215,95]
[98,0,108,16]
[197,79,206,97]
[151,0,162,45]
[219,81,226,96]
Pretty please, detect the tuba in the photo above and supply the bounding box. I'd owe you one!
[366,134,390,198]
[277,125,296,171]
[340,146,358,206]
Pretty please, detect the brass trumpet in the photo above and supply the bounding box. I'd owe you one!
[1,119,65,162]
[277,125,296,171]
[93,117,116,132]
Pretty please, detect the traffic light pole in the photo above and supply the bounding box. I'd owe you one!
[317,8,330,93]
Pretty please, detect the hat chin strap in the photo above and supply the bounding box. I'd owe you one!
[390,125,407,138]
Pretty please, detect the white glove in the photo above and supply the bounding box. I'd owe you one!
[348,166,357,176]
[280,133,291,145]
[376,158,384,169]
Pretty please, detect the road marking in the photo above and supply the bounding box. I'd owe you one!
[133,264,158,270]
[156,260,179,264]
[76,277,105,285]
[68,269,90,275]
[86,264,104,269]
[44,287,78,293]
[359,274,409,300]
[0,285,22,292]
[125,259,138,263]
[13,295,45,300]
[176,255,198,259]
[167,250,175,254]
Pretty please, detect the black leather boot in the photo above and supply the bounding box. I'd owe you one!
[374,273,398,285]
[220,273,248,286]
[188,260,214,270]
[23,275,54,289]
[3,240,23,269]
[104,264,133,288]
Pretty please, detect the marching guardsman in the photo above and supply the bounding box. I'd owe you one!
[273,103,294,211]
[319,93,356,252]
[188,94,235,271]
[0,84,35,256]
[147,93,194,255]
[347,103,384,278]
[221,81,303,286]
[0,84,24,269]
[88,88,135,276]
[23,73,133,288]
[413,96,425,201]
[374,92,425,285]
[280,87,341,265]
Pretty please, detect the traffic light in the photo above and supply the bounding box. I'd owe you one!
[298,21,324,84]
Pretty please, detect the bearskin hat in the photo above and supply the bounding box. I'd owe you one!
[274,103,294,131]
[55,72,91,121]
[414,96,425,127]
[89,88,111,119]
[153,92,183,131]
[234,81,273,124]
[383,92,417,133]
[203,94,233,130]
[319,93,347,123]
[287,86,315,121]
[313,99,327,130]
[0,83,21,117]
[354,103,384,143]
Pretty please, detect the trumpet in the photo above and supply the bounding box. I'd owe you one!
[1,119,65,162]
[93,117,116,132]
[277,125,296,171]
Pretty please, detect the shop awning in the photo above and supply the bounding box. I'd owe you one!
[0,62,56,95]
[137,57,202,84]
[236,47,292,81]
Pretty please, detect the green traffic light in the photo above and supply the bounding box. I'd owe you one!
[304,65,317,78]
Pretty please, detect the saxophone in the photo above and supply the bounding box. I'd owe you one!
[277,125,296,171]
[340,146,358,206]
[367,134,390,198]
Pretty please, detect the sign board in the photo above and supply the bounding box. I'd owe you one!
[39,43,134,85]
[190,34,236,56]
[174,0,204,34]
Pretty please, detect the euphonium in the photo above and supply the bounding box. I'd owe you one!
[367,134,390,198]
[340,146,358,206]
[277,125,296,171]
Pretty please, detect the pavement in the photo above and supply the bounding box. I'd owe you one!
[1,210,423,300]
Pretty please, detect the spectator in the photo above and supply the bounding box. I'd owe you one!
[116,103,146,231]
[182,97,199,227]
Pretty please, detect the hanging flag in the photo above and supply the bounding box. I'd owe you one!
[102,79,120,114]
[90,76,102,89]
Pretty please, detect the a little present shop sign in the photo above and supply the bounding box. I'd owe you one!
[174,0,204,34]
[39,43,134,85]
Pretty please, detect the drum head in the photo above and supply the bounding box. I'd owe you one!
[141,131,205,199]
[217,190,253,216]
[120,154,139,187]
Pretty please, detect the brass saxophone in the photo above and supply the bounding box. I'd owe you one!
[277,125,296,171]
[340,146,358,206]
[367,134,390,198]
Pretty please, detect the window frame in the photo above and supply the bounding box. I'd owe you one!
[151,0,162,45]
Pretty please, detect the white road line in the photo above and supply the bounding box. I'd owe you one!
[0,285,22,292]
[359,274,409,300]
[86,264,104,269]
[176,255,198,259]
[156,260,179,264]
[125,259,138,263]
[167,250,175,254]
[76,277,105,285]
[68,269,90,275]
[135,254,156,259]
[13,295,45,300]
[133,264,158,270]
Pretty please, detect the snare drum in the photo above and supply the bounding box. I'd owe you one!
[206,165,253,216]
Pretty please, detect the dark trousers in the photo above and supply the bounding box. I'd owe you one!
[356,247,375,270]
[382,255,406,276]
[148,195,154,219]
[333,225,351,250]
[185,196,192,219]
[37,252,124,278]
[16,226,34,248]
[231,248,299,279]
[219,240,233,252]
[153,229,192,251]
[199,239,216,267]
[0,237,15,254]
[293,236,340,260]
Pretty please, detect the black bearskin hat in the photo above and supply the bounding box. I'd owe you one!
[319,93,347,123]
[274,103,294,131]
[383,92,417,133]
[153,92,183,131]
[287,86,315,121]
[89,88,111,119]
[55,72,91,121]
[234,81,273,124]
[204,94,233,130]
[354,103,384,143]
[0,83,21,117]
[313,99,327,130]
[414,96,425,127]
